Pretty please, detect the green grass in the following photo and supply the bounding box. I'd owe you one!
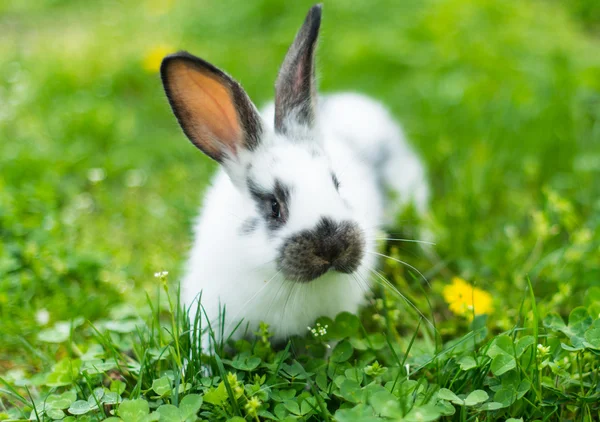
[1,0,600,420]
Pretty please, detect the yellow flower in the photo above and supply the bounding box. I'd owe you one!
[443,277,493,319]
[142,45,172,73]
[245,396,262,417]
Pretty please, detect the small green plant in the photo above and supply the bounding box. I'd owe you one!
[2,274,600,421]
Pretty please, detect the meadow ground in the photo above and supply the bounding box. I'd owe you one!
[1,0,600,421]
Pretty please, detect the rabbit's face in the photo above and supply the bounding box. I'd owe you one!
[242,141,365,282]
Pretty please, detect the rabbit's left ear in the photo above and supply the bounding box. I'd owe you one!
[274,4,322,138]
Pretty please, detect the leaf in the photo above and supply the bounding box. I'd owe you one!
[271,389,296,402]
[334,312,361,338]
[490,354,516,376]
[457,356,477,371]
[331,340,353,363]
[403,404,441,421]
[493,388,516,407]
[584,319,600,349]
[103,319,142,333]
[568,307,592,336]
[46,391,77,409]
[486,335,514,358]
[46,408,65,419]
[366,333,387,350]
[515,335,535,357]
[339,379,362,404]
[479,401,504,410]
[435,400,455,416]
[88,387,105,405]
[83,359,117,374]
[471,315,489,344]
[68,400,91,415]
[118,399,150,422]
[369,390,402,418]
[111,380,127,395]
[516,380,531,400]
[273,403,289,420]
[102,392,120,405]
[334,404,380,422]
[464,390,488,406]
[203,381,228,406]
[437,388,463,405]
[300,397,317,415]
[157,404,180,422]
[561,341,584,351]
[36,319,84,343]
[499,369,520,389]
[45,358,82,387]
[283,400,301,415]
[152,376,172,397]
[231,353,261,371]
[345,366,363,382]
[37,325,71,343]
[543,313,566,331]
[179,394,203,420]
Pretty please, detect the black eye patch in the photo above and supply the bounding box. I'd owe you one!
[246,177,291,231]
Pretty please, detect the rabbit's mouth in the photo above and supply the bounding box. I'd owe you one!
[276,217,364,283]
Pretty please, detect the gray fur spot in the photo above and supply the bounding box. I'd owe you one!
[277,217,364,283]
[331,172,340,191]
[239,217,259,235]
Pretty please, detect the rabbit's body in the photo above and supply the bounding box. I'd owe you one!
[160,5,428,347]
[182,93,427,341]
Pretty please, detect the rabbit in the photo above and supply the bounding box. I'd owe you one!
[160,4,429,348]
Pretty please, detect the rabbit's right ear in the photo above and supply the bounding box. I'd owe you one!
[161,52,263,163]
[274,4,322,138]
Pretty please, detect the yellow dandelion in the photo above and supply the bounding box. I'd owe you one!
[142,45,173,73]
[442,277,493,319]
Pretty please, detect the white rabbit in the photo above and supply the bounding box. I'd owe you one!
[160,4,429,347]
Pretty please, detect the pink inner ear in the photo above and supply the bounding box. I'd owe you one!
[169,61,242,157]
[293,62,305,94]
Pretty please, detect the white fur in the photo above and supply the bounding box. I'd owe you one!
[181,93,429,345]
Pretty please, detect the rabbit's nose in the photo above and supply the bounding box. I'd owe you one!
[277,217,365,283]
[313,218,363,271]
[318,235,349,267]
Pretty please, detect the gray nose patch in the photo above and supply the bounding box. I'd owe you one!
[277,217,364,283]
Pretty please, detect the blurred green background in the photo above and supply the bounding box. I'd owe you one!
[1,0,599,367]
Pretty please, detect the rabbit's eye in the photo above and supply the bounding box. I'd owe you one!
[271,199,281,219]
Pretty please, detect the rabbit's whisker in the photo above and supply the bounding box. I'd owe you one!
[367,251,431,288]
[370,237,435,246]
[346,266,370,295]
[367,267,436,332]
[225,269,282,334]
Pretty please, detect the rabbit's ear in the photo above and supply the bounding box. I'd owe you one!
[274,4,322,137]
[161,52,263,163]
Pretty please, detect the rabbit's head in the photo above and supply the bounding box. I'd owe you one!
[161,4,370,283]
